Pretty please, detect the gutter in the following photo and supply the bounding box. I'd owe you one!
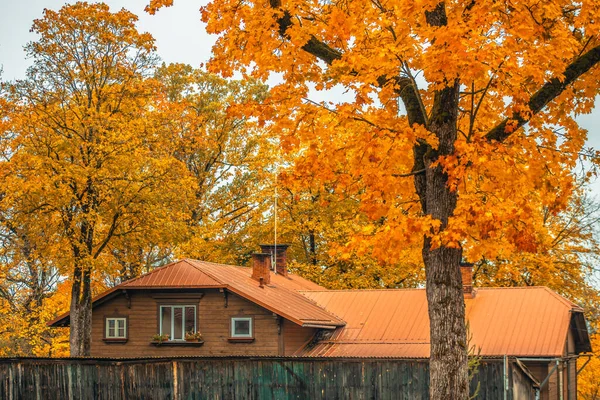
[302,324,339,329]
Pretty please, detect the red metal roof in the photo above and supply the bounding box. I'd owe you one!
[122,260,224,288]
[299,287,586,358]
[184,260,344,327]
[48,259,344,328]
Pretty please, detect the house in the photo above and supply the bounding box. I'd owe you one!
[49,245,592,399]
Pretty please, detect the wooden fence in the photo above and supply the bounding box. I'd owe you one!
[0,356,519,399]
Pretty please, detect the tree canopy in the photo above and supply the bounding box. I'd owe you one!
[148,0,600,396]
[1,0,600,395]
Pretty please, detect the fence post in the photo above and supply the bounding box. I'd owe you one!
[8,362,14,400]
[173,361,178,400]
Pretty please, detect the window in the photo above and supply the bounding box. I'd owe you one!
[159,305,196,341]
[105,317,127,339]
[231,317,253,338]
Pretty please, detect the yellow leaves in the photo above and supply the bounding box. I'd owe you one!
[578,334,600,399]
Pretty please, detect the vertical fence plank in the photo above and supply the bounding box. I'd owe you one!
[0,357,510,399]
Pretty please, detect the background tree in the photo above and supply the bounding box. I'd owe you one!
[146,0,600,396]
[579,334,600,399]
[276,115,425,288]
[2,2,193,356]
[153,63,273,265]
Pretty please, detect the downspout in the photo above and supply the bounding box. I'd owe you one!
[566,359,569,400]
[558,359,563,400]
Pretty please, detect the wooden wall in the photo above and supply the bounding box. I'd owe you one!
[90,289,312,357]
[282,320,317,356]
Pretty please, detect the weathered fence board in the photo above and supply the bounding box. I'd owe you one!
[0,357,514,399]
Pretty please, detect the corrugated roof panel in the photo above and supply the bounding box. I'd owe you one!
[48,256,586,360]
[383,291,429,342]
[303,342,431,358]
[270,273,325,291]
[122,260,223,288]
[300,287,581,357]
[358,292,393,341]
[185,260,344,327]
[49,258,343,328]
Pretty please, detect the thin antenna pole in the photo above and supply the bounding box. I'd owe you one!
[273,148,278,273]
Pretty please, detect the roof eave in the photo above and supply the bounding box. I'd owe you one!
[47,284,229,327]
[222,285,344,328]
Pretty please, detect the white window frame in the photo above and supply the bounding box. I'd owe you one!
[105,317,127,339]
[159,305,197,341]
[231,317,253,338]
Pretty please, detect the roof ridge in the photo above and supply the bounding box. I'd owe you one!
[185,258,247,269]
[540,286,582,310]
[318,340,431,344]
[121,259,182,287]
[265,280,347,324]
[476,286,548,290]
[299,288,424,292]
[303,286,575,292]
[183,259,228,286]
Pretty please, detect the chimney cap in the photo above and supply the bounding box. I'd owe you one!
[259,244,289,276]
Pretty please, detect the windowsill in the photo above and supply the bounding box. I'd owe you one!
[228,337,255,343]
[103,338,128,344]
[150,340,205,346]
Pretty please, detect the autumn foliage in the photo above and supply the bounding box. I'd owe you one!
[1,0,600,397]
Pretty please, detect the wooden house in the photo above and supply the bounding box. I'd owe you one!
[49,245,592,399]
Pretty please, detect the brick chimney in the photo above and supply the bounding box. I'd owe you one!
[460,262,474,299]
[259,244,289,276]
[251,253,271,286]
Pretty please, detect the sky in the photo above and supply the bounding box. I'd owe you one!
[1,0,600,190]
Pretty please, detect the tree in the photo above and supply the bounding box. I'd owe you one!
[149,0,600,396]
[474,190,600,308]
[153,63,272,265]
[2,2,193,356]
[579,334,600,399]
[276,116,425,288]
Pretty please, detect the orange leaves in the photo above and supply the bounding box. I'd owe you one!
[145,0,174,15]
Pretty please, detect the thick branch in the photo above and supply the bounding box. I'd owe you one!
[486,45,600,142]
[269,1,427,127]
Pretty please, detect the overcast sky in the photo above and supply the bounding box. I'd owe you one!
[1,0,599,192]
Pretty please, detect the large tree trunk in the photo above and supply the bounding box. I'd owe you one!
[419,81,469,399]
[69,264,93,356]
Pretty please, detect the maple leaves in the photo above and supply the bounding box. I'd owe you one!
[0,2,193,356]
[0,3,274,356]
[0,3,597,395]
[193,0,600,396]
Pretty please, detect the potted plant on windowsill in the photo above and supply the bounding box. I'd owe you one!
[185,331,203,342]
[151,333,169,345]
